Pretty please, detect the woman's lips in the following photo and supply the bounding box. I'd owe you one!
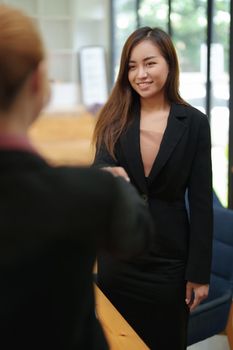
[137,81,153,89]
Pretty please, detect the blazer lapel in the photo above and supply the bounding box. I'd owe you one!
[120,102,148,194]
[147,103,188,185]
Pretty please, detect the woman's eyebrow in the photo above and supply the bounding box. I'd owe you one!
[129,55,158,64]
[143,55,157,61]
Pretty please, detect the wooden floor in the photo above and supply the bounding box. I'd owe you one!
[29,111,96,166]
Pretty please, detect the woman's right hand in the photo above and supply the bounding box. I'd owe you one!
[102,166,130,182]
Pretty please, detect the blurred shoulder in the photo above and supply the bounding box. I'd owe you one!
[43,165,117,197]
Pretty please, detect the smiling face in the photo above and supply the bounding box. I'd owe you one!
[128,39,169,101]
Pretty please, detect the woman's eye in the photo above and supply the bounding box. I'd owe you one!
[128,65,136,70]
[147,61,156,66]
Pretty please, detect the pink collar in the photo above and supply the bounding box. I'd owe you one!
[0,133,37,154]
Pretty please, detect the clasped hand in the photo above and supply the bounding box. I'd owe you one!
[102,166,130,182]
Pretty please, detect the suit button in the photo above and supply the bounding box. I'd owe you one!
[141,194,148,203]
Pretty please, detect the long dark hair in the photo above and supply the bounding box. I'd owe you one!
[93,27,187,157]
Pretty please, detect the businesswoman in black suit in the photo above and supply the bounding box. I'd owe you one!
[93,27,213,349]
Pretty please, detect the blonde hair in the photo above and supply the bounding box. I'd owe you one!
[0,5,45,111]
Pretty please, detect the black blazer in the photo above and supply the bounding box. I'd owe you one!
[0,149,153,350]
[94,103,213,284]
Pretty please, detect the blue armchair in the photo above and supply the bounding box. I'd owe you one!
[213,190,223,207]
[187,205,233,349]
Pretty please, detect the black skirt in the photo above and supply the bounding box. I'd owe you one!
[97,254,189,350]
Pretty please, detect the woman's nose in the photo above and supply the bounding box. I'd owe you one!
[137,66,148,78]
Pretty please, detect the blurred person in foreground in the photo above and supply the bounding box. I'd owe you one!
[0,5,153,350]
[93,27,213,349]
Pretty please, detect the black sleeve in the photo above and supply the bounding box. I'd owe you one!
[186,116,213,284]
[93,143,118,168]
[103,175,154,258]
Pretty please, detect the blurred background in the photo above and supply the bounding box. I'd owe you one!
[1,0,232,210]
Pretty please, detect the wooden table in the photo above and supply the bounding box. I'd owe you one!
[95,285,149,350]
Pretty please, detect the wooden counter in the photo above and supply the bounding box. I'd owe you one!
[95,285,149,350]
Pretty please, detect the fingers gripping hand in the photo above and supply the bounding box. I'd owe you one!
[185,282,209,311]
[102,166,130,182]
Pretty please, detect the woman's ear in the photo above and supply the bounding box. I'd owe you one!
[30,61,45,94]
[30,60,51,108]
